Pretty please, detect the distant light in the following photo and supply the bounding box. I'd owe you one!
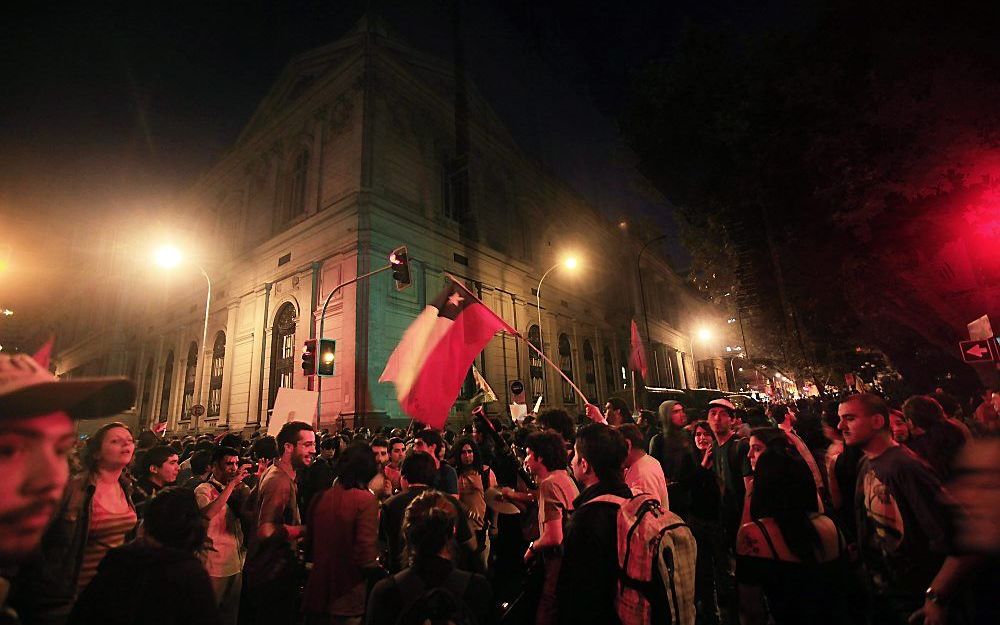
[727,318,737,324]
[1,309,12,317]
[697,328,712,342]
[618,221,628,230]
[738,367,744,372]
[322,351,335,364]
[564,257,578,270]
[154,245,183,269]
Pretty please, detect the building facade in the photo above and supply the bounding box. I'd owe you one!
[47,18,725,434]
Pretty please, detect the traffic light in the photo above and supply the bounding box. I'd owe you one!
[301,338,317,376]
[389,245,411,291]
[317,339,336,377]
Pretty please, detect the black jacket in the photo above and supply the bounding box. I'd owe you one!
[556,480,633,625]
[365,556,494,625]
[379,487,474,574]
[68,540,220,625]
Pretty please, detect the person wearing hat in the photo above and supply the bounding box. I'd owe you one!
[0,351,135,624]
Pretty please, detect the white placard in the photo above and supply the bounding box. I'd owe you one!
[268,388,318,436]
[509,403,528,423]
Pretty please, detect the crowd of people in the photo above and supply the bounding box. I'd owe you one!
[2,347,999,625]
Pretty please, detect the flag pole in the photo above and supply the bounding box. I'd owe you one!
[520,335,590,406]
[631,370,637,415]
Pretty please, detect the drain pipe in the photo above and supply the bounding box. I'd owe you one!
[257,282,272,429]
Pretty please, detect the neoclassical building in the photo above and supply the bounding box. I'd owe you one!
[48,18,726,434]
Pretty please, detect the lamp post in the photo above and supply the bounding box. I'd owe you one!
[535,256,578,398]
[155,246,211,432]
[637,234,669,385]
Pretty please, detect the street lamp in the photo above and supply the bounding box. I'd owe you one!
[536,256,579,395]
[154,245,211,432]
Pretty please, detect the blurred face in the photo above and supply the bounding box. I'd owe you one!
[838,399,883,447]
[570,442,594,486]
[372,445,388,467]
[524,447,544,477]
[472,426,484,445]
[748,436,767,471]
[151,454,180,484]
[889,413,910,442]
[0,412,76,564]
[604,402,623,425]
[671,404,688,428]
[707,408,732,437]
[99,427,135,469]
[693,426,715,451]
[412,438,435,458]
[289,431,316,469]
[215,455,240,484]
[459,444,475,467]
[390,442,405,466]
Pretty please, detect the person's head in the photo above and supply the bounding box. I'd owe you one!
[318,436,338,460]
[143,487,207,554]
[250,435,279,461]
[706,399,736,438]
[388,437,406,466]
[143,445,180,486]
[84,422,136,473]
[448,436,482,472]
[618,423,647,466]
[337,442,379,489]
[403,490,458,565]
[538,409,576,443]
[400,451,438,488]
[837,393,891,448]
[749,451,820,562]
[211,446,242,483]
[572,423,627,488]
[888,410,911,443]
[276,421,315,469]
[636,409,655,430]
[524,430,568,476]
[412,429,443,459]
[692,420,715,451]
[747,427,789,471]
[604,398,630,426]
[189,450,213,479]
[902,395,946,431]
[769,405,790,425]
[932,391,961,419]
[136,430,160,450]
[370,437,389,467]
[658,400,688,431]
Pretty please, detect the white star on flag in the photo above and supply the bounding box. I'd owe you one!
[447,292,464,307]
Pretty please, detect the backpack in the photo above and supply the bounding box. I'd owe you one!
[585,492,697,625]
[392,568,480,625]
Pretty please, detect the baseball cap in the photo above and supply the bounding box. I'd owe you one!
[0,353,136,419]
[707,398,736,413]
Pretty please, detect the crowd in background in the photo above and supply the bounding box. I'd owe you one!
[3,347,1000,625]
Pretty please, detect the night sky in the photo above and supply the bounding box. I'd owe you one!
[1,0,771,322]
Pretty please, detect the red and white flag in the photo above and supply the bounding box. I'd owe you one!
[380,276,515,429]
[629,319,649,382]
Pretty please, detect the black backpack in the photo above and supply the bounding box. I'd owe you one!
[392,568,479,625]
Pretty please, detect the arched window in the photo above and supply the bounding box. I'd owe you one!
[269,303,297,410]
[559,334,575,404]
[527,325,543,401]
[583,340,597,402]
[140,359,154,428]
[159,351,174,423]
[181,341,198,421]
[603,346,615,395]
[209,331,226,418]
[287,149,309,218]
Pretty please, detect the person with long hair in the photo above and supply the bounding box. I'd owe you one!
[366,490,494,625]
[736,451,852,625]
[14,422,137,624]
[689,420,725,625]
[68,487,220,625]
[902,395,967,480]
[304,441,380,625]
[447,436,497,569]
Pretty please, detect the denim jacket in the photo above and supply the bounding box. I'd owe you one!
[11,472,135,619]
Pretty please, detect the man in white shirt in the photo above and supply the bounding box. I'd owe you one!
[194,446,250,625]
[619,423,669,509]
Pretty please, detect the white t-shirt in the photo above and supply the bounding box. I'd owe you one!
[194,479,247,577]
[625,453,670,510]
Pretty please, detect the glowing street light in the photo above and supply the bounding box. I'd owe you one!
[536,255,581,399]
[153,245,212,431]
[697,327,713,342]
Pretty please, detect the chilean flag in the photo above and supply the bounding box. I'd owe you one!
[379,276,515,429]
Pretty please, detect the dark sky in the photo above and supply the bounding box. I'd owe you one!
[0,0,769,324]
